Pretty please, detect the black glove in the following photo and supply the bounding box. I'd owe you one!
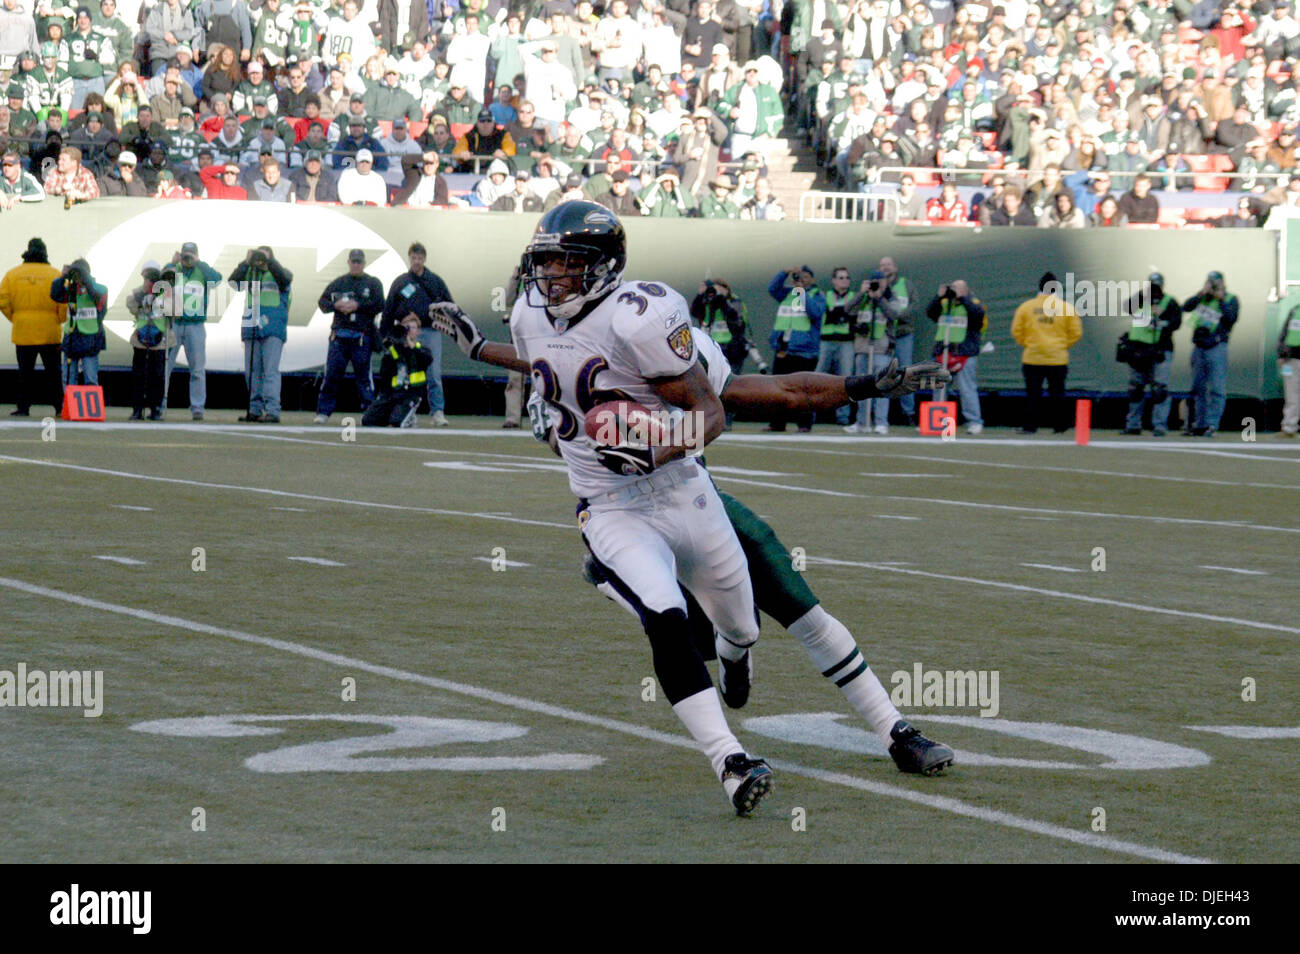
[594,443,656,477]
[845,359,950,400]
[430,302,486,360]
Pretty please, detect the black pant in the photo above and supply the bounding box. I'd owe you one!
[362,391,420,427]
[770,353,818,430]
[132,347,166,412]
[1022,364,1069,432]
[14,344,63,413]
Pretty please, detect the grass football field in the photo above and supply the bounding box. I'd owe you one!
[1,412,1296,864]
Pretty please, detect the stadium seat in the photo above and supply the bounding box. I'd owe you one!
[912,169,942,186]
[450,122,472,139]
[376,120,393,139]
[1157,207,1187,226]
[408,121,428,138]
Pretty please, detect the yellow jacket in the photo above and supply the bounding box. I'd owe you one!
[0,261,65,346]
[1011,293,1082,366]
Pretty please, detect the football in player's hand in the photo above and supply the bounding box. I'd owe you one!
[584,400,665,447]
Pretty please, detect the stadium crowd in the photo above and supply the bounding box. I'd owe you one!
[0,1,1292,222]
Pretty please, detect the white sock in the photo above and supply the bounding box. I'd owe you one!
[672,687,743,782]
[714,630,750,663]
[787,605,902,747]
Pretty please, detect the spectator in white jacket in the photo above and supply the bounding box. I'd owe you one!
[524,40,577,133]
[592,0,642,81]
[336,148,388,205]
[380,118,422,187]
[446,12,491,102]
[0,0,38,62]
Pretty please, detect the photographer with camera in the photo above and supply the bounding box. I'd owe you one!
[362,314,433,428]
[924,279,987,435]
[1182,270,1238,438]
[381,242,454,427]
[766,264,826,432]
[1119,272,1182,437]
[50,258,107,388]
[229,246,293,424]
[817,267,857,429]
[162,241,222,421]
[313,249,384,425]
[692,277,758,428]
[125,261,171,421]
[847,268,910,435]
[1278,297,1300,439]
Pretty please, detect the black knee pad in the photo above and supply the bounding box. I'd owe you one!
[644,608,713,705]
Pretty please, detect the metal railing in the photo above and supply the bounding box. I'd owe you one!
[866,164,1294,192]
[799,191,899,222]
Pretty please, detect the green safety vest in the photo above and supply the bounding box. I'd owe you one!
[134,292,165,334]
[774,286,814,334]
[390,344,427,389]
[177,266,208,319]
[705,301,742,345]
[1129,293,1173,345]
[934,300,969,347]
[1287,315,1300,347]
[66,288,100,335]
[823,290,855,337]
[250,270,282,309]
[1190,297,1223,332]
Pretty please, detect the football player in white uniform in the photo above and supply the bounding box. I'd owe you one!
[436,292,960,778]
[437,200,774,815]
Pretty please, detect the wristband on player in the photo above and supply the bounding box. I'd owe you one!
[844,374,882,402]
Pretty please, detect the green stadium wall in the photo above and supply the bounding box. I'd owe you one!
[0,198,1286,399]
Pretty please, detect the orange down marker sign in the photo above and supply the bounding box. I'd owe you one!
[62,385,106,422]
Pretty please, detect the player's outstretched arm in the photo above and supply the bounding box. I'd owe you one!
[429,302,531,373]
[720,360,952,414]
[647,363,726,466]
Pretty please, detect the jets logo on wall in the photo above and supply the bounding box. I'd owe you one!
[82,201,406,373]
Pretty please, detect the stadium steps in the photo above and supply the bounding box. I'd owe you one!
[763,126,825,219]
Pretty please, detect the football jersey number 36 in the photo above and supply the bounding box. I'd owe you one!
[532,355,635,442]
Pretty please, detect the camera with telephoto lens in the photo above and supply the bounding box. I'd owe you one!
[941,285,957,301]
[869,279,883,293]
[251,251,269,269]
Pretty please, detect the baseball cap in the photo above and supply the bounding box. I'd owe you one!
[175,43,192,56]
[350,92,366,103]
[261,118,276,129]
[477,108,494,122]
[612,169,629,182]
[179,106,194,117]
[1207,270,1224,282]
[393,117,407,129]
[564,171,584,189]
[348,249,366,263]
[1148,271,1164,285]
[181,241,198,255]
[7,82,23,98]
[515,169,530,180]
[305,149,323,162]
[40,42,56,59]
[355,148,374,163]
[711,43,728,55]
[247,60,263,72]
[118,150,137,165]
[348,114,365,126]
[252,95,268,107]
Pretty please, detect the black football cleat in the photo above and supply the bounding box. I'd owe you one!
[718,650,753,709]
[888,720,955,776]
[722,753,774,816]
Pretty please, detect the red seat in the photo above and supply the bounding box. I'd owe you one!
[449,122,472,140]
[375,120,393,139]
[1157,207,1186,225]
[912,169,941,186]
[1187,206,1228,221]
[408,120,428,138]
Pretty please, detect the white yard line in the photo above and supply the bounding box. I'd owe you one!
[0,575,1212,865]
[1020,563,1083,574]
[1198,565,1268,576]
[473,556,532,568]
[111,505,153,512]
[806,557,1300,637]
[288,557,346,567]
[858,472,953,478]
[0,454,573,530]
[869,454,1300,490]
[92,555,145,566]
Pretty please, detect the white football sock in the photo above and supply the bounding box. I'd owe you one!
[787,605,902,747]
[672,687,744,782]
